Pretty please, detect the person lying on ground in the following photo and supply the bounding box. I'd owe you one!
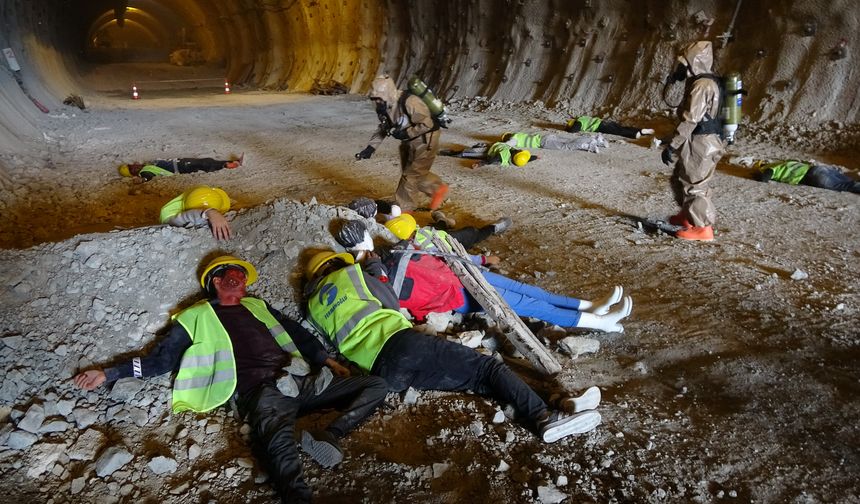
[565,115,655,139]
[159,186,233,240]
[378,217,632,330]
[753,159,859,194]
[439,142,539,168]
[345,197,512,246]
[382,213,506,267]
[72,255,387,504]
[500,132,610,153]
[304,250,603,444]
[118,153,243,181]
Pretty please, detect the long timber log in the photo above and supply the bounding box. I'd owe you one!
[430,235,562,375]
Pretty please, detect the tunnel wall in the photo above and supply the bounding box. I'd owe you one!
[0,0,857,157]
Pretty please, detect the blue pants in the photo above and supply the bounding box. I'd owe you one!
[804,165,860,194]
[456,271,584,327]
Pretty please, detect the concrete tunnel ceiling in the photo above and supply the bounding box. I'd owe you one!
[2,0,859,129]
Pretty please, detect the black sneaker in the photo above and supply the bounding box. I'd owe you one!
[492,217,513,235]
[301,430,343,467]
[537,410,601,443]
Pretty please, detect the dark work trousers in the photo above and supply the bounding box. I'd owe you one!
[153,158,228,174]
[596,121,640,139]
[568,120,640,139]
[371,329,547,422]
[443,226,495,248]
[237,375,388,503]
[803,165,860,194]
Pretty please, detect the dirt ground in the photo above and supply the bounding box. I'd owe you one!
[0,63,858,503]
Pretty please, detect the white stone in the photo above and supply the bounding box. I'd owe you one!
[403,387,420,406]
[188,444,201,460]
[95,447,133,477]
[790,269,808,281]
[73,408,99,429]
[557,475,568,486]
[432,462,449,478]
[17,405,46,433]
[424,312,455,334]
[469,421,485,437]
[39,420,70,433]
[457,330,484,348]
[6,430,38,450]
[147,456,177,475]
[558,337,600,358]
[496,460,510,472]
[537,484,568,503]
[71,476,86,494]
[26,442,64,477]
[492,410,506,424]
[109,378,144,401]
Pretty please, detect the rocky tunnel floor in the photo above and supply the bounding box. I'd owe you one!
[0,91,858,503]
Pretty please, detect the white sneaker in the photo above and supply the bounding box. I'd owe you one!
[538,410,602,443]
[562,386,602,413]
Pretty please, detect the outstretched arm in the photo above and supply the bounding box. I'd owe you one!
[71,324,192,390]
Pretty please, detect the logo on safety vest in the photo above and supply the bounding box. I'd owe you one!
[319,283,338,305]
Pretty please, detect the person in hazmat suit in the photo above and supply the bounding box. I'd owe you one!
[355,75,449,212]
[661,41,725,242]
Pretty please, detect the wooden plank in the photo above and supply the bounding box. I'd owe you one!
[431,235,562,375]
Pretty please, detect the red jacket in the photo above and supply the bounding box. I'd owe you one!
[385,251,464,321]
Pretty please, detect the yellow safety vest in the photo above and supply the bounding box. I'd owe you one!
[510,133,543,149]
[171,298,299,413]
[307,264,411,372]
[159,194,185,223]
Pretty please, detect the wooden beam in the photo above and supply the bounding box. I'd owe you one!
[431,235,562,375]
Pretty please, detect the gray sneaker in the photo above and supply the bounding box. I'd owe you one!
[492,217,513,235]
[537,410,602,443]
[301,430,343,467]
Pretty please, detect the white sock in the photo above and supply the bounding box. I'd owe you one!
[579,286,623,315]
[576,296,633,333]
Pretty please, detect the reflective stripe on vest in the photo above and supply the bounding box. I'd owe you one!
[307,264,411,371]
[577,116,602,132]
[488,142,513,166]
[764,161,810,185]
[140,165,175,177]
[159,193,185,223]
[170,297,298,413]
[413,227,450,252]
[511,133,542,149]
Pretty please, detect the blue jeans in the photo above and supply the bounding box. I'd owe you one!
[804,165,860,194]
[455,271,584,327]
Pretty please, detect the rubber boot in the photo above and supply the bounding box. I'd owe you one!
[576,296,633,333]
[676,226,714,241]
[429,184,449,211]
[579,286,623,315]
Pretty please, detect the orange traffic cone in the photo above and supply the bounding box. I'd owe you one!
[131,85,140,100]
[224,81,231,94]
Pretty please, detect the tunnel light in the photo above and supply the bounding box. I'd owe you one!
[131,85,140,100]
[224,81,231,94]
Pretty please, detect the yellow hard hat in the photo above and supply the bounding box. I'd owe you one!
[513,150,531,167]
[199,255,258,288]
[385,214,418,240]
[118,164,131,177]
[306,251,354,279]
[183,186,231,213]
